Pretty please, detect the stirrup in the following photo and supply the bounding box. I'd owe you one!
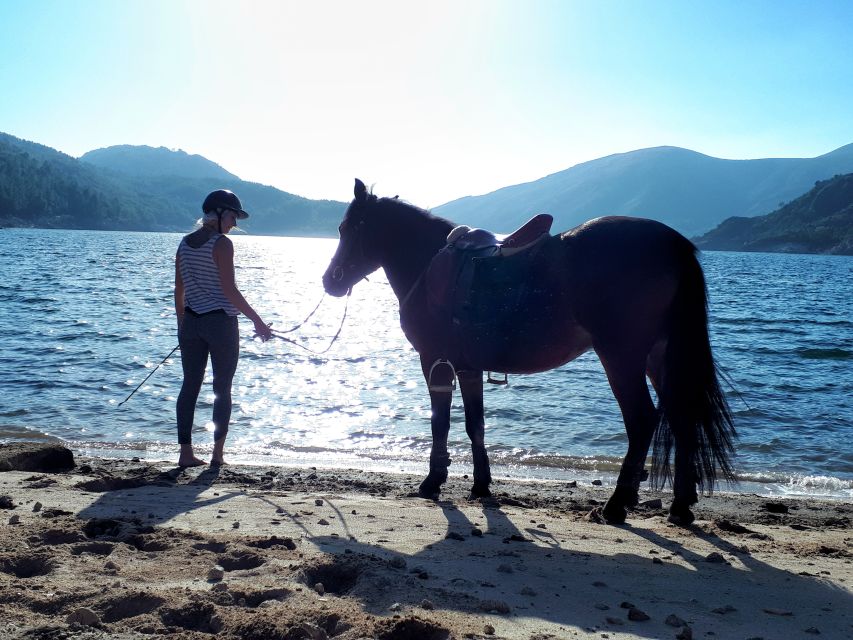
[487,372,508,385]
[427,358,457,393]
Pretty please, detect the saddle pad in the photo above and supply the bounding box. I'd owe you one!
[455,250,535,330]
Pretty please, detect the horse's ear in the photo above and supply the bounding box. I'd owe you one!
[354,178,367,201]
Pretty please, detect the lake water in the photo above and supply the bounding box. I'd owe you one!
[1,228,851,499]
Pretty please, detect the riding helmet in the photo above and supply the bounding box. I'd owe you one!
[202,189,249,219]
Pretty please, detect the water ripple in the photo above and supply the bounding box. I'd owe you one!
[0,230,851,497]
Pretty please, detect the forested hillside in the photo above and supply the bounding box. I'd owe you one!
[4,131,853,253]
[0,133,168,229]
[0,134,345,235]
[694,173,853,255]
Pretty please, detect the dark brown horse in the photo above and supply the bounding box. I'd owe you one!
[323,179,736,525]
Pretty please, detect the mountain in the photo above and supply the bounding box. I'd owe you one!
[0,133,166,229]
[694,173,853,255]
[0,134,346,235]
[80,145,238,181]
[6,132,853,247]
[434,144,853,237]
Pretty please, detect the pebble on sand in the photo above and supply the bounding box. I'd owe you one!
[665,614,687,627]
[628,607,650,621]
[712,604,737,614]
[676,626,693,640]
[479,599,511,614]
[66,607,100,626]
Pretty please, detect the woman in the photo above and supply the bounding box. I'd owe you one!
[173,189,272,468]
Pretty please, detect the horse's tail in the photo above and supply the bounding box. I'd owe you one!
[651,244,736,493]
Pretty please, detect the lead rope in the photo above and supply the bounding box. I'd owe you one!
[118,344,180,407]
[270,289,351,355]
[120,293,348,407]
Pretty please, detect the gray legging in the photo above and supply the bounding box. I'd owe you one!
[176,311,239,445]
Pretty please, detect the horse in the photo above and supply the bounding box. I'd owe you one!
[323,179,736,525]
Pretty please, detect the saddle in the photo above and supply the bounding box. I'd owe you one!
[424,214,554,369]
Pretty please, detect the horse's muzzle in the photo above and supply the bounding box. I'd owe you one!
[322,265,349,297]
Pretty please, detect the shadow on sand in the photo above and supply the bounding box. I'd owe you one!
[297,495,852,639]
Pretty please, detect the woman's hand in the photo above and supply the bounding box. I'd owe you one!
[253,319,273,342]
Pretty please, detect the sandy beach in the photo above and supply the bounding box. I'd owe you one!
[0,445,851,640]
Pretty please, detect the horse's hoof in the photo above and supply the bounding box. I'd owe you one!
[604,485,637,519]
[417,484,440,500]
[667,507,695,527]
[601,501,627,525]
[418,490,440,501]
[470,483,491,498]
[418,474,445,501]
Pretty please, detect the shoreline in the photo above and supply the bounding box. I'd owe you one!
[57,443,853,502]
[1,448,851,639]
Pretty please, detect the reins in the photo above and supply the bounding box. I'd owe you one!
[271,294,325,335]
[269,290,351,355]
[118,292,350,406]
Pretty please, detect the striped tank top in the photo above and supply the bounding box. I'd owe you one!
[177,233,239,316]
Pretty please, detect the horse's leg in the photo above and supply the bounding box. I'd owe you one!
[598,349,659,524]
[418,357,454,500]
[458,370,491,497]
[648,341,700,526]
[669,442,699,526]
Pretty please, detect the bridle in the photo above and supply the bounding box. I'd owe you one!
[330,215,377,289]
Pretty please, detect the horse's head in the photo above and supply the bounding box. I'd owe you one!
[322,179,384,297]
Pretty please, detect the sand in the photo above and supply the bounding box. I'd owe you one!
[0,446,851,640]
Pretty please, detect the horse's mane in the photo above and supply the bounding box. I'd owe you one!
[374,195,455,231]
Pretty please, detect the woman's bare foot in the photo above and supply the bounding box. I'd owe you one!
[210,438,226,468]
[178,444,206,468]
[178,456,206,468]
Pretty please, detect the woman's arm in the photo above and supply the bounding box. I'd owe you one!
[174,253,185,332]
[213,236,272,340]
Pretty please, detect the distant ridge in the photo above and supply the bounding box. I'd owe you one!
[80,145,238,181]
[695,173,853,255]
[4,132,853,249]
[434,144,853,236]
[0,135,345,235]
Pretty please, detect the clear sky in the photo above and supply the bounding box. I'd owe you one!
[2,0,852,207]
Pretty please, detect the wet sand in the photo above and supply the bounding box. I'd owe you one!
[0,447,851,639]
